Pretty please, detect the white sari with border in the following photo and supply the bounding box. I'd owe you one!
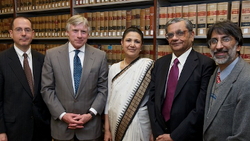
[105,58,153,141]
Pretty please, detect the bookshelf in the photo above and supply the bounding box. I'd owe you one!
[1,0,250,63]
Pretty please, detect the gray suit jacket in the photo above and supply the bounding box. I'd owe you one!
[203,57,250,141]
[41,43,108,140]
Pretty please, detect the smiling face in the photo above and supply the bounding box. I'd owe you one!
[121,31,142,60]
[166,21,194,57]
[210,31,240,67]
[67,23,89,49]
[9,17,34,52]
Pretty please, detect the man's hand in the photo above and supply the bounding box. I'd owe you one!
[67,114,92,129]
[156,134,173,141]
[74,114,92,124]
[0,133,7,141]
[62,113,84,129]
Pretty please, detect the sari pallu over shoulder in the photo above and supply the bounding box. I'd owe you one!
[108,57,154,141]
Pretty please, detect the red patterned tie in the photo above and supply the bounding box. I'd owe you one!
[23,53,34,96]
[216,72,221,84]
[162,58,179,121]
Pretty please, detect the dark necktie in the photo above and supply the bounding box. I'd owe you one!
[23,53,34,96]
[74,50,82,96]
[216,72,221,84]
[162,58,179,121]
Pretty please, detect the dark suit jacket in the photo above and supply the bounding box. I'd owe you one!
[147,49,216,141]
[0,47,51,141]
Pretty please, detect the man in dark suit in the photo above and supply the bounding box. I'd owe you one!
[41,15,108,141]
[147,18,216,141]
[0,17,51,141]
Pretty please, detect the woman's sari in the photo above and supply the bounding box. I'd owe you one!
[107,58,154,141]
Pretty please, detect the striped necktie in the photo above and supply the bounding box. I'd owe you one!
[216,72,221,84]
[23,53,34,96]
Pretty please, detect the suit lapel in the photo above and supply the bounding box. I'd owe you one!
[76,44,94,97]
[204,68,217,116]
[159,55,172,106]
[8,47,34,98]
[174,49,198,99]
[57,43,74,97]
[32,50,42,98]
[204,58,244,132]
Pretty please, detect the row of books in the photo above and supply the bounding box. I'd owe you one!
[0,15,70,38]
[0,18,12,38]
[30,15,70,38]
[0,0,13,13]
[159,1,250,36]
[0,43,12,52]
[81,7,154,37]
[0,6,155,38]
[0,0,70,13]
[16,0,70,11]
[75,0,132,5]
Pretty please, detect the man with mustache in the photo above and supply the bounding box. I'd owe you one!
[41,15,108,141]
[147,18,216,141]
[203,20,250,141]
[0,17,51,141]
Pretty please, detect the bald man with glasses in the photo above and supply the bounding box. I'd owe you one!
[0,17,51,141]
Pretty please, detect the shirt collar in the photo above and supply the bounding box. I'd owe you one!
[68,42,85,53]
[14,44,32,58]
[218,57,239,81]
[171,47,192,66]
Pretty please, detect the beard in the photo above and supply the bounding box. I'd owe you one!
[210,43,238,65]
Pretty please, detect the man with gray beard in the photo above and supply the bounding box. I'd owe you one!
[203,20,250,141]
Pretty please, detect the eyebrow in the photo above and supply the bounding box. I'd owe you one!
[211,35,230,39]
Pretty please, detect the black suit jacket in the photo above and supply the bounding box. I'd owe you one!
[0,47,51,141]
[147,49,216,141]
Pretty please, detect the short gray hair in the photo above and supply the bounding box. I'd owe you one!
[165,18,193,34]
[66,15,91,32]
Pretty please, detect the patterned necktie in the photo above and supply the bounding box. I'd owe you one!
[74,50,82,96]
[162,58,179,121]
[216,72,221,84]
[23,53,34,96]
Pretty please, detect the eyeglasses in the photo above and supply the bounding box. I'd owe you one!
[14,27,32,34]
[165,30,189,40]
[208,36,232,47]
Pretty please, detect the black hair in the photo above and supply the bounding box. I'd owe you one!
[122,26,144,43]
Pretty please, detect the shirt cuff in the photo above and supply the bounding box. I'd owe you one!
[89,108,97,115]
[59,112,66,120]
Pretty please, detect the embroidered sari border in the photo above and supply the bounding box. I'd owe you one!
[115,61,153,141]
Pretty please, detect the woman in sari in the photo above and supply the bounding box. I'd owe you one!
[104,27,154,141]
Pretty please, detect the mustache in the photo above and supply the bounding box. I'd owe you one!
[213,49,228,54]
[170,41,182,44]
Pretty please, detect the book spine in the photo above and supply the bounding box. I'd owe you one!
[197,4,206,36]
[231,1,240,26]
[149,6,154,36]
